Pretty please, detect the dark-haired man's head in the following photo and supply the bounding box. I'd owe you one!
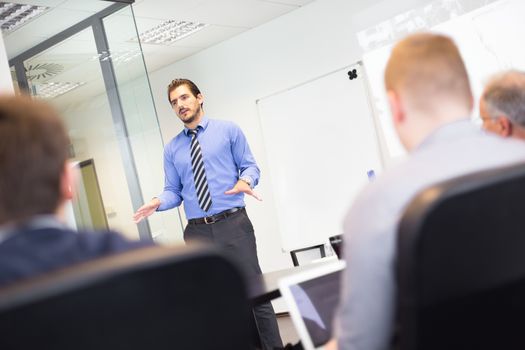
[167,79,204,127]
[0,95,73,226]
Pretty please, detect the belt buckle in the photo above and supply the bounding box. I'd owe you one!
[204,216,216,224]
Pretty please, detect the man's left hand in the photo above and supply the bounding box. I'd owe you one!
[225,180,262,201]
[324,339,338,350]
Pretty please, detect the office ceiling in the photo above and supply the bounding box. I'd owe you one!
[3,0,315,73]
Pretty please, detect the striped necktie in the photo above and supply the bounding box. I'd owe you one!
[188,129,212,212]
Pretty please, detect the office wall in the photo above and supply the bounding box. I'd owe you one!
[0,34,14,94]
[147,0,433,273]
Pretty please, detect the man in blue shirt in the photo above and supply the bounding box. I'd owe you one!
[133,79,282,349]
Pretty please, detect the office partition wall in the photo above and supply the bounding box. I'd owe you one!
[6,1,183,242]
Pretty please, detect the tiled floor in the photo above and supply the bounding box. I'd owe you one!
[277,313,300,346]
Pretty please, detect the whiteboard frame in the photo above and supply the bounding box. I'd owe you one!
[256,61,385,252]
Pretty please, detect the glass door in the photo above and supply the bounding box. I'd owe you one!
[23,25,143,239]
[101,6,184,243]
[7,2,184,242]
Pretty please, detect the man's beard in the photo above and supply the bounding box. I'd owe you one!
[181,107,201,125]
[183,113,197,124]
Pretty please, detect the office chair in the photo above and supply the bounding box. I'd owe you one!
[396,162,525,350]
[0,243,253,350]
[329,234,343,259]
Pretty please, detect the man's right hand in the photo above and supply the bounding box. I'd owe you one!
[133,198,161,224]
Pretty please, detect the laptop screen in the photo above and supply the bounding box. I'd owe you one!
[287,269,342,347]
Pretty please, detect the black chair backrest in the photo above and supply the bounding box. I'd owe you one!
[329,234,343,259]
[0,243,253,350]
[397,162,525,350]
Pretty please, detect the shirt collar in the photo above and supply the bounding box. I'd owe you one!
[183,116,209,136]
[415,118,478,152]
[0,215,68,243]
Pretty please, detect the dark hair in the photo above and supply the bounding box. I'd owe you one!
[0,94,70,225]
[167,78,203,108]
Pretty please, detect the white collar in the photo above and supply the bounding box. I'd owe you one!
[0,215,68,244]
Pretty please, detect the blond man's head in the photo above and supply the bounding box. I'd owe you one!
[385,33,473,150]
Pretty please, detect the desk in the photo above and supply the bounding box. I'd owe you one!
[249,257,339,305]
[248,258,341,348]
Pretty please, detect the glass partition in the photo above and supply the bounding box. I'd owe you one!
[9,66,19,94]
[6,1,184,243]
[23,26,141,239]
[102,5,184,243]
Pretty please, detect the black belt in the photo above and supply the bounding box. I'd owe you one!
[188,207,245,225]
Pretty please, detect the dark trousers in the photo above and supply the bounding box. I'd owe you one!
[184,208,283,350]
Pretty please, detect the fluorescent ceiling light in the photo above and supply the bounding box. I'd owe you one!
[0,1,49,34]
[136,20,208,45]
[34,82,85,99]
[93,49,142,64]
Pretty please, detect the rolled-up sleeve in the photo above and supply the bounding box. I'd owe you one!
[230,124,260,187]
[157,146,183,211]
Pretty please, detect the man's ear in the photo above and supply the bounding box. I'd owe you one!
[196,93,204,106]
[468,93,474,112]
[387,90,405,125]
[60,162,75,201]
[497,116,513,137]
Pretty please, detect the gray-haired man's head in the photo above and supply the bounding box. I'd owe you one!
[480,70,525,139]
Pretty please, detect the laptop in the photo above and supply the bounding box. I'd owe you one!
[279,260,346,350]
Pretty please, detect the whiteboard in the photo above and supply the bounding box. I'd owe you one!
[257,63,383,252]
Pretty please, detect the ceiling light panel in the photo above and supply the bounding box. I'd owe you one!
[34,81,85,99]
[93,49,142,64]
[136,20,209,45]
[0,1,49,34]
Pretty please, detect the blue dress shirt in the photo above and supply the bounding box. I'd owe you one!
[157,117,260,219]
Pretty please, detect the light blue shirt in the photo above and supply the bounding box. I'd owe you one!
[337,119,525,350]
[157,117,260,219]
